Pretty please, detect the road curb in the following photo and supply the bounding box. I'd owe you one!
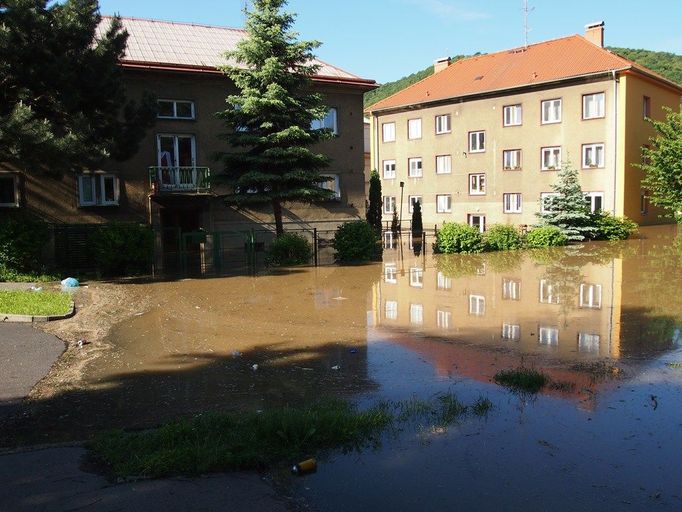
[1,302,76,323]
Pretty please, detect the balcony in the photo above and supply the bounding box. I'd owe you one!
[149,166,211,194]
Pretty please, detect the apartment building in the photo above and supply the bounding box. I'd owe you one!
[0,17,375,269]
[366,23,682,231]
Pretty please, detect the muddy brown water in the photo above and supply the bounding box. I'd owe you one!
[5,225,682,510]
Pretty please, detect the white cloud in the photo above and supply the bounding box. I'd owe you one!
[402,0,491,21]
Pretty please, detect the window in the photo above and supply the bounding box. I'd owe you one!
[410,267,424,288]
[408,157,422,177]
[437,309,452,329]
[0,174,19,207]
[408,195,422,213]
[541,98,562,124]
[78,174,119,207]
[541,146,561,170]
[643,96,651,118]
[539,279,559,304]
[382,122,396,142]
[157,134,196,169]
[540,192,560,213]
[435,114,451,134]
[158,99,195,120]
[410,303,424,325]
[582,143,605,168]
[436,155,452,174]
[502,278,521,300]
[468,214,485,233]
[503,149,522,170]
[436,194,452,213]
[437,272,451,290]
[383,196,396,214]
[584,192,604,213]
[579,283,602,309]
[384,263,397,284]
[469,295,485,316]
[578,333,600,353]
[385,300,398,320]
[319,174,341,199]
[501,323,521,342]
[383,160,396,179]
[469,131,485,152]
[503,104,522,126]
[640,190,649,215]
[408,118,422,140]
[383,231,396,249]
[538,326,559,346]
[469,173,486,195]
[503,193,522,213]
[311,108,338,135]
[583,93,605,119]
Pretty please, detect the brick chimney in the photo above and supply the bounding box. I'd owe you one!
[585,21,605,47]
[433,57,451,73]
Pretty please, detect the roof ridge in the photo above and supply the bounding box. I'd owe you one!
[102,14,247,33]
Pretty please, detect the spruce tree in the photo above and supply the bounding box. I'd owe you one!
[366,169,382,232]
[0,1,155,175]
[217,0,334,236]
[537,164,598,242]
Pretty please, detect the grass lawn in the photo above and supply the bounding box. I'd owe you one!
[0,290,72,316]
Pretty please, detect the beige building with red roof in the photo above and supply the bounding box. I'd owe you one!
[366,23,682,231]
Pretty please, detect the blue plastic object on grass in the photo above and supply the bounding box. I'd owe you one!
[61,277,79,289]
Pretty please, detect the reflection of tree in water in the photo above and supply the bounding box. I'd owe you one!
[532,246,586,325]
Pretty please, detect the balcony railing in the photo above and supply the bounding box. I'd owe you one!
[149,166,211,194]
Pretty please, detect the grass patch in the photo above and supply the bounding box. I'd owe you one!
[90,394,492,479]
[493,368,549,393]
[0,290,72,316]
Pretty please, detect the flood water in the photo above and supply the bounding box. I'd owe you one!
[12,225,682,510]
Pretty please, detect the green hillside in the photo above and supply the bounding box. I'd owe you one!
[364,48,682,109]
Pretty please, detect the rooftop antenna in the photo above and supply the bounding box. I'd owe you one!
[523,0,534,48]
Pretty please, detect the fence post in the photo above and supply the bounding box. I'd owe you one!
[313,228,318,267]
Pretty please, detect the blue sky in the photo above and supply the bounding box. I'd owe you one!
[98,0,682,83]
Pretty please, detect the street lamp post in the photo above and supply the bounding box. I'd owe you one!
[399,181,405,233]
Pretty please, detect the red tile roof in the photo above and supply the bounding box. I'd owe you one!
[367,35,682,112]
[97,16,376,87]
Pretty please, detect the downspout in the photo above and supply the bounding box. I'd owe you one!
[612,70,618,215]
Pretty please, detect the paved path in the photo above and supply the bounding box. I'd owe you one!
[0,324,65,417]
[0,446,291,512]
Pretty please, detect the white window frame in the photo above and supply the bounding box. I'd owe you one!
[468,214,486,233]
[408,118,422,140]
[319,173,341,199]
[383,159,396,179]
[382,122,396,143]
[437,309,452,329]
[582,143,605,169]
[541,98,562,124]
[436,155,452,175]
[157,99,196,120]
[0,174,20,208]
[99,174,120,206]
[437,272,451,290]
[385,300,398,320]
[408,157,423,178]
[469,294,486,316]
[582,93,605,119]
[410,267,424,288]
[78,175,97,207]
[383,231,396,249]
[410,303,424,325]
[538,326,559,346]
[383,196,396,214]
[436,194,452,213]
[469,173,486,195]
[503,193,522,214]
[468,131,485,153]
[503,149,522,170]
[579,283,602,309]
[78,174,119,207]
[541,146,562,171]
[503,104,522,126]
[578,333,600,353]
[540,192,560,213]
[384,263,397,284]
[157,134,197,168]
[408,195,422,213]
[501,323,521,341]
[435,114,451,134]
[584,192,604,213]
[502,278,521,300]
[311,108,338,135]
[539,279,559,304]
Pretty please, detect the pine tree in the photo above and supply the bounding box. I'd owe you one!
[0,1,156,175]
[411,199,423,237]
[217,0,334,236]
[537,164,598,242]
[366,169,382,232]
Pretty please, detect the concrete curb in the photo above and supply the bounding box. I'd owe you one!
[1,302,75,323]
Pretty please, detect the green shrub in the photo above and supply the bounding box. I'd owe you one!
[434,222,484,254]
[483,224,523,251]
[333,221,378,263]
[592,212,638,241]
[525,226,568,248]
[0,214,49,273]
[89,223,154,276]
[265,233,311,266]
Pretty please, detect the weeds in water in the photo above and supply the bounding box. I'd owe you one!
[493,368,548,393]
[472,397,493,416]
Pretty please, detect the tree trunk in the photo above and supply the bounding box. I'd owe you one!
[272,198,284,236]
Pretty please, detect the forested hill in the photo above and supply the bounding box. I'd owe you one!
[364,48,682,109]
